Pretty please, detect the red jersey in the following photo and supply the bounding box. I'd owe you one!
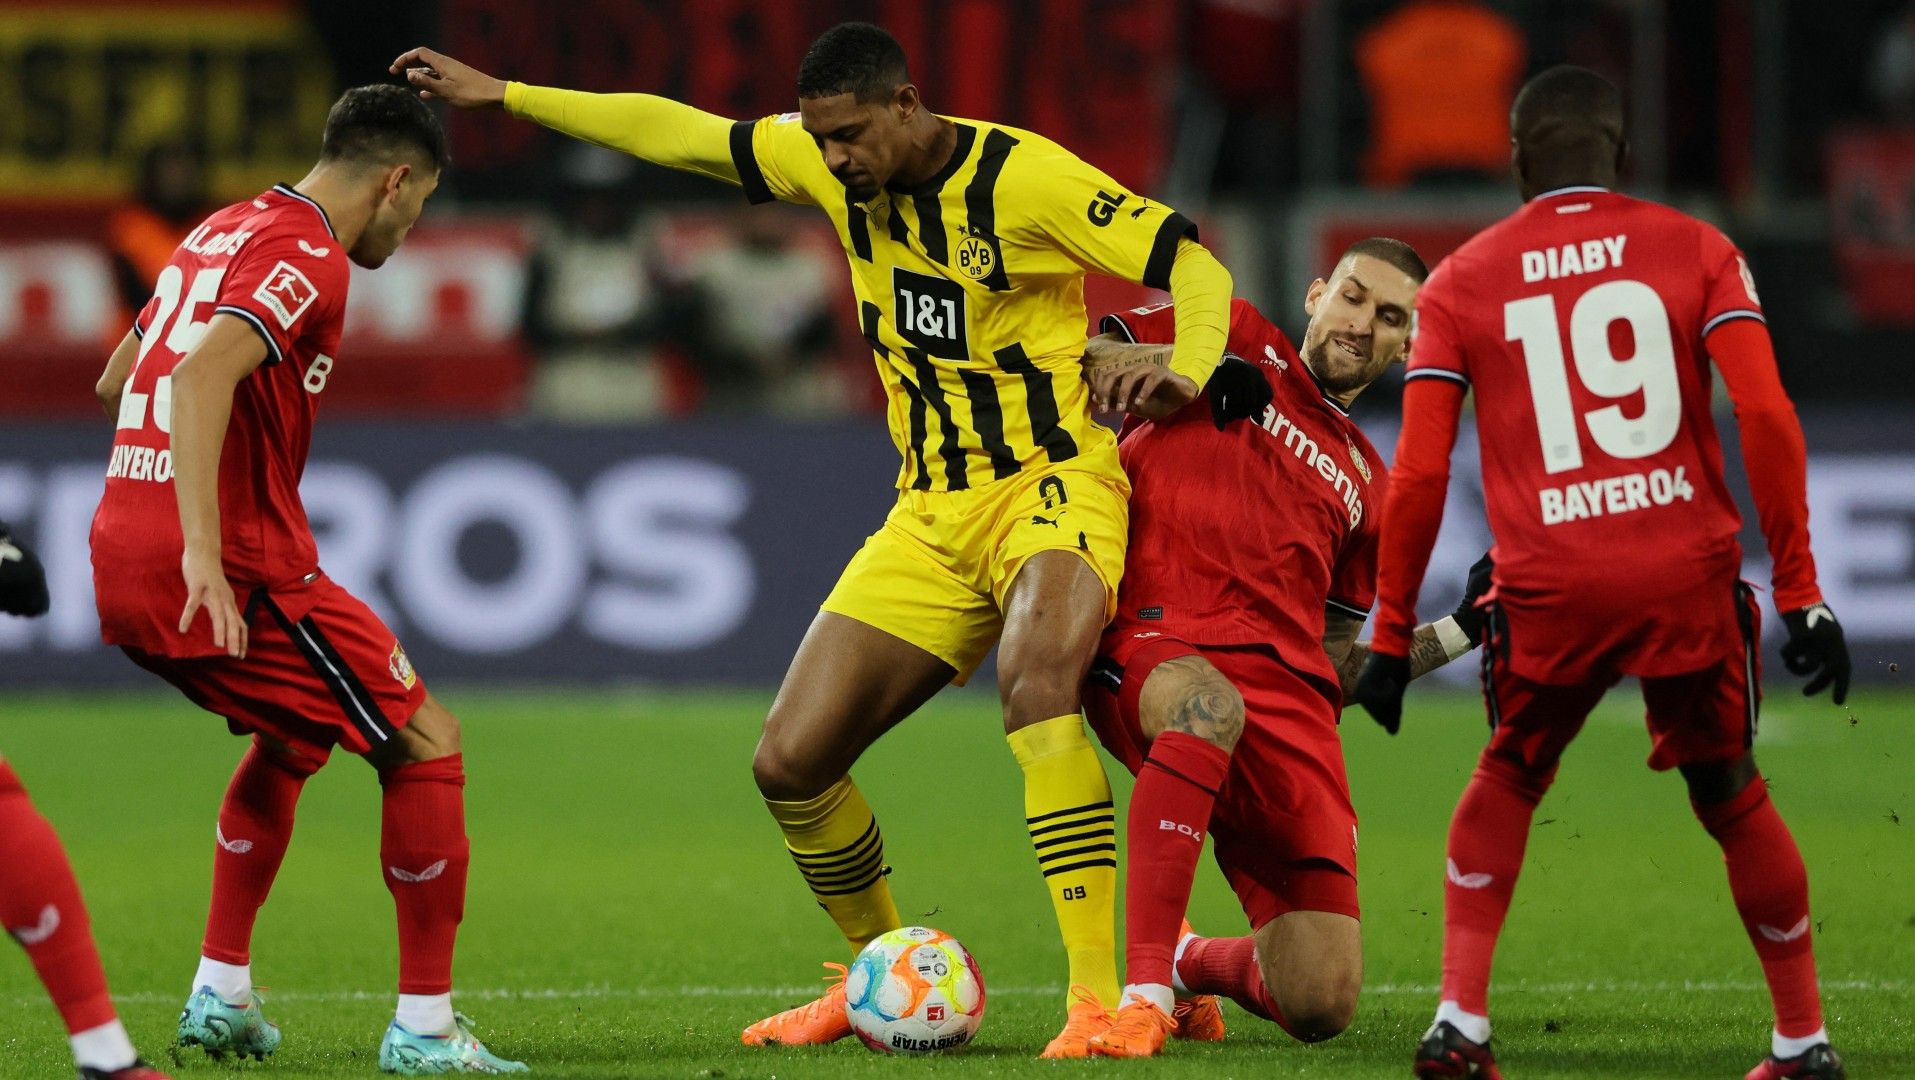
[91,185,350,657]
[1379,186,1816,680]
[1103,298,1386,697]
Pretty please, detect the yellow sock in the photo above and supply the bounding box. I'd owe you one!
[1008,714,1121,1011]
[766,777,901,952]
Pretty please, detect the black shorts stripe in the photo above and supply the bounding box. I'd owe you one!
[996,343,1078,463]
[730,120,775,205]
[1143,212,1199,291]
[860,301,890,357]
[909,348,969,490]
[1088,657,1124,693]
[957,369,1020,480]
[1041,857,1118,877]
[253,593,392,746]
[1026,799,1114,826]
[1480,603,1504,732]
[1734,581,1761,743]
[787,820,881,864]
[846,195,873,261]
[1032,826,1116,851]
[962,128,1018,291]
[913,194,947,264]
[898,369,932,489]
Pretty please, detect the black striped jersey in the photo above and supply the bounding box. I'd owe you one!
[731,113,1197,491]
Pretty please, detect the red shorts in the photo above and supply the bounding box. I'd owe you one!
[122,575,426,770]
[1086,627,1360,928]
[1478,582,1761,776]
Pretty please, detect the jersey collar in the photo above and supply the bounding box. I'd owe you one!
[885,122,977,200]
[1298,360,1354,417]
[272,183,339,240]
[1534,185,1611,199]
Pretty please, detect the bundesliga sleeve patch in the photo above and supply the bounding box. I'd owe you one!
[253,260,320,329]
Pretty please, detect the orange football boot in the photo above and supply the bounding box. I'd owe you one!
[739,962,853,1046]
[1172,921,1226,1041]
[1089,996,1177,1058]
[1039,985,1116,1059]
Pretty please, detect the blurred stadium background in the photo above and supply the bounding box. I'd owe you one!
[4,0,1914,690]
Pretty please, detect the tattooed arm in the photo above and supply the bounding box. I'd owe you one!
[1323,610,1461,703]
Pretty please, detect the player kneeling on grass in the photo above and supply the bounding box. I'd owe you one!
[87,87,524,1075]
[2,524,171,1080]
[1076,241,1491,1057]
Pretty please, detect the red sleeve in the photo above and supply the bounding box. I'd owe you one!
[1699,224,1766,336]
[213,233,348,366]
[1371,378,1468,656]
[1100,296,1259,346]
[1403,262,1471,388]
[1707,317,1821,611]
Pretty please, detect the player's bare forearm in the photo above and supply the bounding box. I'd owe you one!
[169,316,266,555]
[95,329,139,421]
[1082,333,1170,374]
[1322,611,1454,702]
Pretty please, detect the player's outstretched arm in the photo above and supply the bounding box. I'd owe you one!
[393,47,744,189]
[169,314,268,659]
[1325,553,1492,704]
[94,328,139,422]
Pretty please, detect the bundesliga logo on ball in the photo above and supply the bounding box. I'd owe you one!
[843,927,985,1054]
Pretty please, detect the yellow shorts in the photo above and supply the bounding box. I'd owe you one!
[821,444,1130,684]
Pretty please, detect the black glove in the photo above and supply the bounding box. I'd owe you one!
[1451,551,1495,645]
[1206,353,1274,430]
[1354,652,1412,735]
[1780,602,1850,706]
[0,521,49,618]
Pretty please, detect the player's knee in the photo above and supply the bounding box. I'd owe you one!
[1170,676,1244,751]
[750,733,833,803]
[370,694,461,768]
[1680,753,1758,807]
[1268,968,1359,1043]
[997,664,1083,730]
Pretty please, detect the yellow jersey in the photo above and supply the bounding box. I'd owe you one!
[502,84,1218,491]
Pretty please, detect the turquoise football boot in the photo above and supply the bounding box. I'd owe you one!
[378,1013,528,1074]
[177,986,282,1061]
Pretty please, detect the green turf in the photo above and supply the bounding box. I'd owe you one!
[2,684,1910,1079]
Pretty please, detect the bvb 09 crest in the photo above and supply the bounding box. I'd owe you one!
[956,234,996,280]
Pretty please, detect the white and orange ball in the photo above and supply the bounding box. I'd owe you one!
[843,926,985,1054]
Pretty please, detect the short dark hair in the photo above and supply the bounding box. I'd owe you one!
[320,84,449,171]
[1340,236,1428,283]
[797,22,909,102]
[1510,65,1625,151]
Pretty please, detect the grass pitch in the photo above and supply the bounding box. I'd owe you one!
[2,684,1911,1079]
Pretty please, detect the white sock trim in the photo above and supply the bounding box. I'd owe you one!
[1434,999,1491,1045]
[69,1019,138,1072]
[1122,983,1176,1015]
[1773,1026,1829,1059]
[396,992,456,1035]
[1171,932,1197,995]
[191,956,252,1004]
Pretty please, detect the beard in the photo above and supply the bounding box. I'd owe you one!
[1303,337,1372,394]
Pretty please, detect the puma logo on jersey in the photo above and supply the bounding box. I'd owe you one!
[1447,859,1494,889]
[390,860,448,883]
[1030,512,1063,528]
[216,825,255,854]
[1759,916,1810,943]
[9,904,59,946]
[297,240,331,258]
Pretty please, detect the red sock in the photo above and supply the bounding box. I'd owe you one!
[380,754,469,995]
[1174,934,1286,1029]
[1695,776,1822,1038]
[0,761,118,1033]
[1126,732,1232,991]
[202,741,312,965]
[1441,754,1551,1015]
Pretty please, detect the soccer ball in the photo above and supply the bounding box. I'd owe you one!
[843,926,985,1054]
